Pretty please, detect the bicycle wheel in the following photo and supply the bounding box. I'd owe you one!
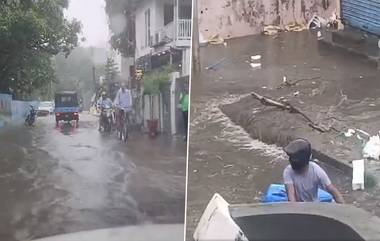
[122,119,128,142]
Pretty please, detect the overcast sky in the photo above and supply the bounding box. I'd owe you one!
[65,0,110,48]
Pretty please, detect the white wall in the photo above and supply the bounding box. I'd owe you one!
[135,0,177,59]
[181,48,191,76]
[121,57,134,82]
[198,0,338,40]
[135,0,157,59]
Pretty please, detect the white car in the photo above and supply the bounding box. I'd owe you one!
[38,101,55,116]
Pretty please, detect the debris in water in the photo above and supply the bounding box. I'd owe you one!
[205,58,227,70]
[308,15,328,29]
[285,23,307,32]
[208,173,218,178]
[293,91,300,96]
[356,129,370,137]
[193,169,199,173]
[317,31,322,39]
[363,135,380,160]
[344,129,356,137]
[283,76,287,83]
[207,34,225,45]
[262,25,281,35]
[251,55,261,61]
[224,164,234,169]
[352,159,365,191]
[250,63,262,70]
[262,86,267,89]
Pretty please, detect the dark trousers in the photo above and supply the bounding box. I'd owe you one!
[182,111,188,137]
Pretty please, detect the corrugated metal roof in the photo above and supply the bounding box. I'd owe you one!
[342,0,380,36]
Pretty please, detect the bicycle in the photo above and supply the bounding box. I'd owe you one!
[116,107,131,142]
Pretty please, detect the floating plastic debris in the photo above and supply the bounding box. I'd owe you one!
[363,135,380,160]
[251,55,261,61]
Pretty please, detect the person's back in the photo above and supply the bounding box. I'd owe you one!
[114,87,132,111]
[283,161,330,202]
[101,98,112,108]
[283,139,345,203]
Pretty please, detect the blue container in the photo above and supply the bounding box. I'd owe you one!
[262,184,333,203]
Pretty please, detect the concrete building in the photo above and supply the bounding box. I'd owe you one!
[130,0,191,136]
[134,0,192,77]
[197,0,340,41]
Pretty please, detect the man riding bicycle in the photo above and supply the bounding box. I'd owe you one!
[113,82,133,138]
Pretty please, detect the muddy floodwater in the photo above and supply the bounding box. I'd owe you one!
[0,114,186,241]
[187,31,380,240]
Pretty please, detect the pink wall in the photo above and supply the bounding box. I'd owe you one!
[198,0,338,40]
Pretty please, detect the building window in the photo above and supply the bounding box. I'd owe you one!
[164,4,174,25]
[179,5,192,19]
[145,9,151,47]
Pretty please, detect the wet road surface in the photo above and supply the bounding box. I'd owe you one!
[0,113,186,241]
[186,31,380,240]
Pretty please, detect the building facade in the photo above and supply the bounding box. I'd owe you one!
[134,0,192,77]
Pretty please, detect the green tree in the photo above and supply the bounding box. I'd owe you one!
[105,0,138,57]
[103,57,119,98]
[54,47,106,109]
[0,0,81,99]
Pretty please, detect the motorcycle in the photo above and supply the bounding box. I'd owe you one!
[25,105,37,126]
[100,105,113,132]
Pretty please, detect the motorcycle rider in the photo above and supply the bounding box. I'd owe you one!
[113,81,133,130]
[98,91,113,131]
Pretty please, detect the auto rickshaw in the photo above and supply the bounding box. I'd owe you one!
[54,91,79,127]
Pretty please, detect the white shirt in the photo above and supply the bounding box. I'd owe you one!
[114,88,132,110]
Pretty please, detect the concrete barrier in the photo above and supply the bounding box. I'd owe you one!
[231,203,380,241]
[195,194,380,241]
[0,93,12,128]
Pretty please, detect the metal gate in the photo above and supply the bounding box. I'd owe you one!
[341,0,380,36]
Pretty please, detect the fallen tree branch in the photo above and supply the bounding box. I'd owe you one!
[278,76,321,89]
[251,91,338,133]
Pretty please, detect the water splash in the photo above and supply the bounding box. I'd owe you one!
[191,94,286,160]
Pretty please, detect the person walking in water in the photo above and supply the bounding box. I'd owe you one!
[179,87,189,142]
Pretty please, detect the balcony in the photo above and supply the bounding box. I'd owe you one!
[152,19,191,48]
[176,19,191,47]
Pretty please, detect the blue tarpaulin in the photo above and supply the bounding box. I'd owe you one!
[262,184,333,203]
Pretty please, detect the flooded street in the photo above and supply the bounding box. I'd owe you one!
[187,31,380,239]
[0,114,186,241]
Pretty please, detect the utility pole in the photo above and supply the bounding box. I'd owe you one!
[192,0,201,73]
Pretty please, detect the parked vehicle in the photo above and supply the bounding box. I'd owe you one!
[54,91,79,127]
[25,105,37,126]
[37,101,54,116]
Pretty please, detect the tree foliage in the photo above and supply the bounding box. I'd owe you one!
[0,0,81,99]
[104,0,138,57]
[143,65,172,95]
[54,47,106,108]
[102,56,120,99]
